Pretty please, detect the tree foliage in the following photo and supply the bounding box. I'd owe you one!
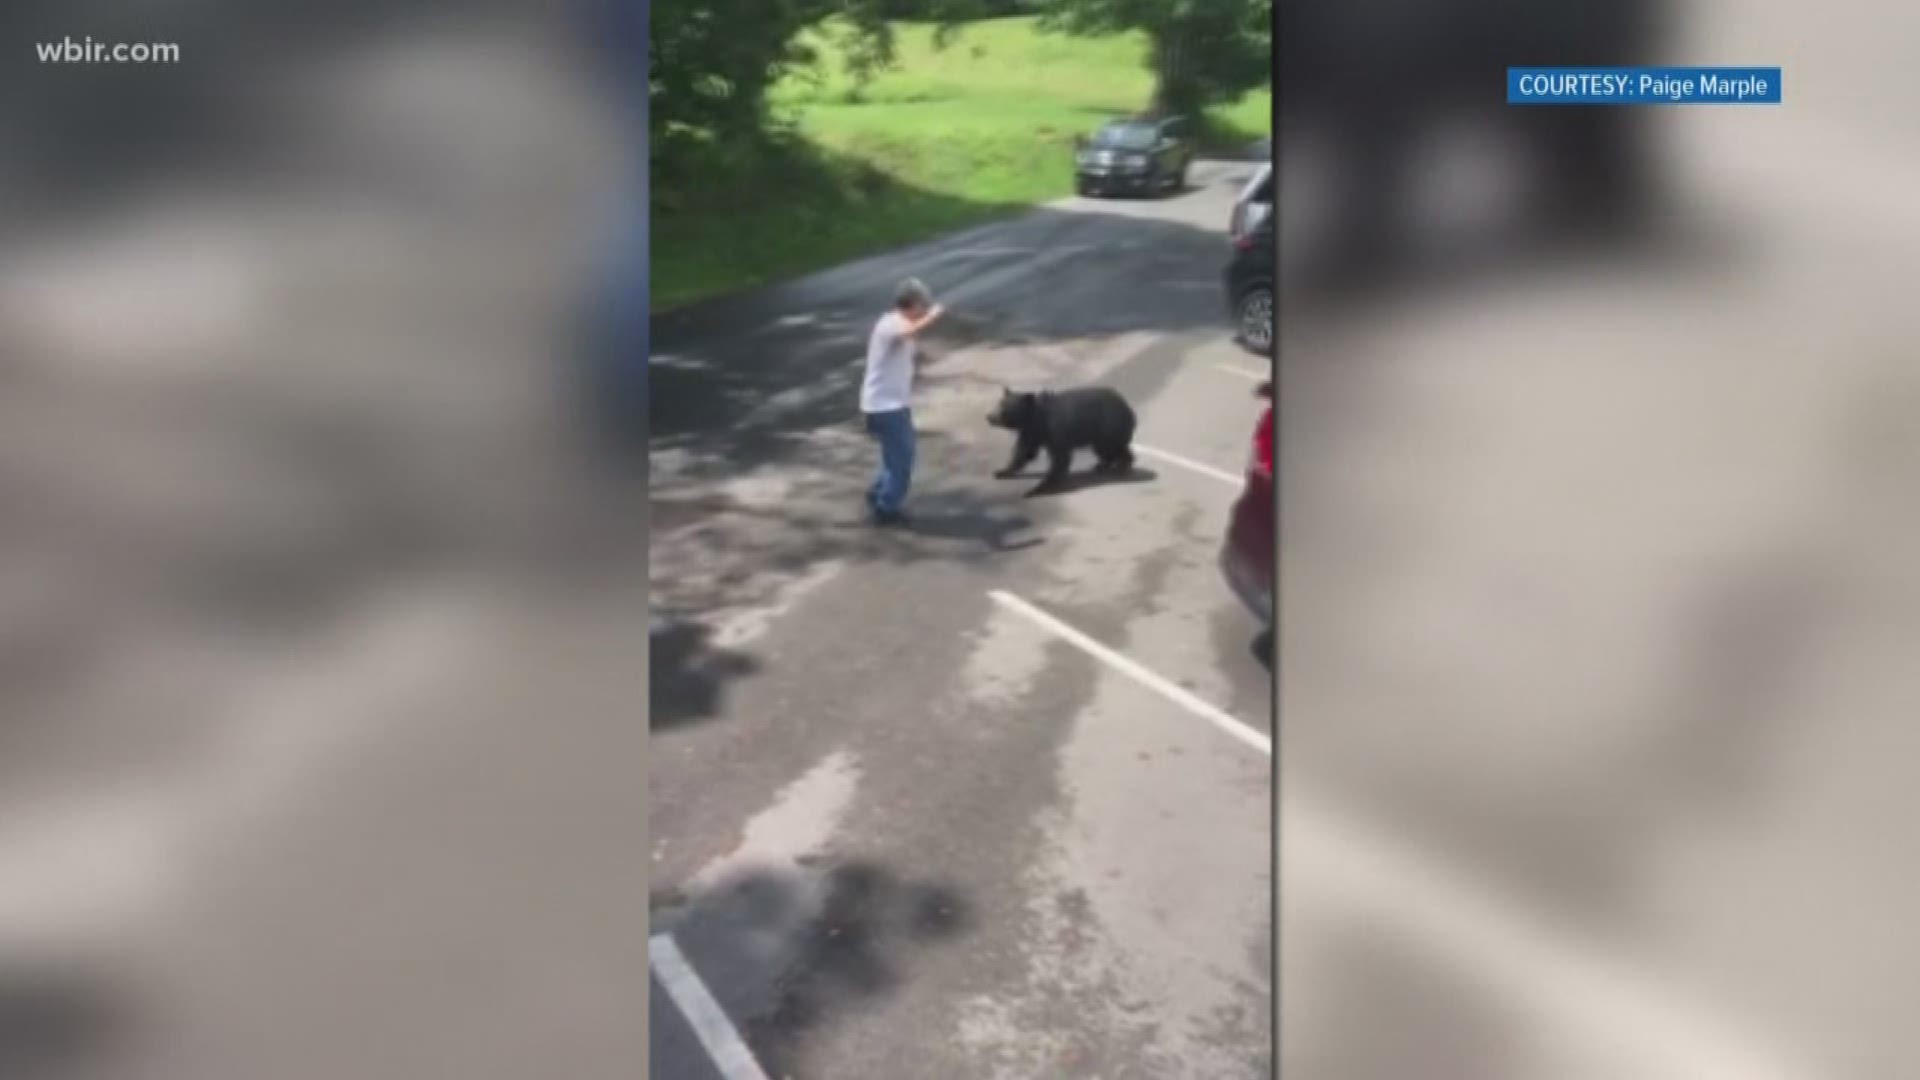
[875,0,1032,15]
[649,0,1268,195]
[1032,0,1271,116]
[650,0,1011,157]
[652,0,881,152]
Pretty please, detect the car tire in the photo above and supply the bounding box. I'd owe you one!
[1235,282,1274,357]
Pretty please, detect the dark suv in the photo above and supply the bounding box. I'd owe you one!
[1224,219,1274,356]
[1075,116,1192,197]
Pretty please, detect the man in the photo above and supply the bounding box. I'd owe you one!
[860,278,945,526]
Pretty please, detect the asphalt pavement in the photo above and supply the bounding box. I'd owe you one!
[649,160,1275,1079]
[652,29,1920,1075]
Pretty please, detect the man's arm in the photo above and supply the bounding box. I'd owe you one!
[898,303,946,338]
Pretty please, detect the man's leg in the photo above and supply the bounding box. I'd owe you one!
[865,412,889,514]
[892,410,916,507]
[874,409,915,516]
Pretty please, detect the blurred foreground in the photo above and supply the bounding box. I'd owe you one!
[1280,0,1920,1076]
[10,0,1920,1074]
[0,4,644,1079]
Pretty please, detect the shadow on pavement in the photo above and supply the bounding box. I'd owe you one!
[651,427,1051,605]
[1286,919,1523,1079]
[655,858,973,1080]
[1007,466,1159,499]
[0,967,131,1080]
[648,194,1248,467]
[898,505,1044,553]
[646,183,1245,628]
[650,619,761,731]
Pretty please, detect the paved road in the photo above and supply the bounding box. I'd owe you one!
[649,161,1274,1078]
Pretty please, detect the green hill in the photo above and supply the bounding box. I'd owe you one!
[653,16,1270,312]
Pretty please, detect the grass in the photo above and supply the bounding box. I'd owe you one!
[652,16,1271,312]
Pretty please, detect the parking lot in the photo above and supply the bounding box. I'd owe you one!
[649,160,1274,1078]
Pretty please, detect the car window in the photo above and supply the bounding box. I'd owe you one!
[1090,123,1158,150]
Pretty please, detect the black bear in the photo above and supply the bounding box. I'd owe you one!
[987,386,1137,496]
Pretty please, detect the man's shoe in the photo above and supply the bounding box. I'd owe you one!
[872,508,911,528]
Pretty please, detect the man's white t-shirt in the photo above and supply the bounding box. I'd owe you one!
[860,310,915,414]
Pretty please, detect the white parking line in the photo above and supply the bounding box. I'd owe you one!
[650,932,773,1080]
[987,589,1271,755]
[1215,363,1268,382]
[1286,795,1810,1080]
[987,588,1804,1078]
[1132,442,1242,486]
[0,590,480,952]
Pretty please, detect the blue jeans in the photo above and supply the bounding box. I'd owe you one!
[864,408,916,515]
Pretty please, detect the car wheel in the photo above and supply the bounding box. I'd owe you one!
[1236,283,1274,356]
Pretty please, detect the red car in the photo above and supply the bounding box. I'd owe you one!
[1221,381,1274,630]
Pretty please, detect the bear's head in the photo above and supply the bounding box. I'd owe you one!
[987,387,1041,431]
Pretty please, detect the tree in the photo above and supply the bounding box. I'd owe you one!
[651,0,1008,157]
[651,0,892,154]
[877,0,1029,15]
[1032,0,1270,117]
